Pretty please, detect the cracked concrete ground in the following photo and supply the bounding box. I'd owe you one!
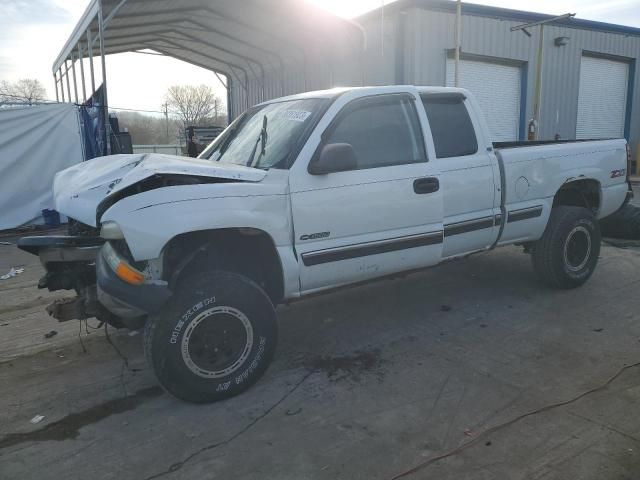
[1,233,640,479]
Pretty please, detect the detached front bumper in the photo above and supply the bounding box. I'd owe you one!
[96,244,172,318]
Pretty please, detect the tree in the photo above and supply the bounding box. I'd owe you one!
[165,84,224,128]
[115,111,179,145]
[0,78,47,105]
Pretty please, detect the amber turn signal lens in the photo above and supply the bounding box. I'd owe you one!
[115,262,145,285]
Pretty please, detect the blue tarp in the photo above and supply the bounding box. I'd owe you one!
[80,85,106,160]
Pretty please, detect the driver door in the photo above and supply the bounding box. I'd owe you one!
[289,90,444,293]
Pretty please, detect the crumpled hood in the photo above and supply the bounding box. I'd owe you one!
[53,153,267,226]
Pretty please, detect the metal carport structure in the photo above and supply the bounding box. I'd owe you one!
[53,0,366,149]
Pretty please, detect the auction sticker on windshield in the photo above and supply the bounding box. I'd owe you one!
[282,110,311,122]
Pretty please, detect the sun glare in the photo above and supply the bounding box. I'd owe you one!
[305,0,388,18]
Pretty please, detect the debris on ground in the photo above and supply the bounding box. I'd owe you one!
[0,241,11,245]
[1,267,24,280]
[593,328,604,333]
[440,305,452,312]
[30,415,45,424]
[44,330,58,339]
[1,322,8,327]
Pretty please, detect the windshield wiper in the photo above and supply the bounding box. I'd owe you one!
[246,115,268,167]
[216,127,237,159]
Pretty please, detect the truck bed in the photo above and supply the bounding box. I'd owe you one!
[494,137,629,247]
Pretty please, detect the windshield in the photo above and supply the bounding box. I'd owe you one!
[199,98,327,169]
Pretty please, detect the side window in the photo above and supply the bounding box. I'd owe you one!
[421,95,478,158]
[322,95,426,170]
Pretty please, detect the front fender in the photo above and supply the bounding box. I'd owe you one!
[101,183,292,261]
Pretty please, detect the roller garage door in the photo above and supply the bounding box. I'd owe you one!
[576,55,629,139]
[446,58,521,141]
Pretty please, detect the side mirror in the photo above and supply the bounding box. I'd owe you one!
[308,143,358,175]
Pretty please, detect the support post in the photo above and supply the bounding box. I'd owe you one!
[227,75,234,121]
[511,13,574,141]
[65,60,72,102]
[59,67,65,102]
[215,72,231,122]
[98,1,111,154]
[78,44,87,102]
[87,29,96,94]
[71,54,79,103]
[454,0,461,87]
[532,24,545,140]
[54,73,59,102]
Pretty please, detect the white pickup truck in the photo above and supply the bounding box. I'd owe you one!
[19,86,632,403]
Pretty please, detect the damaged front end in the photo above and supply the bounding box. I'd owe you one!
[17,226,171,330]
[16,232,122,325]
[95,239,171,323]
[17,152,267,329]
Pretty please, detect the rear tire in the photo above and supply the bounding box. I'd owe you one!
[144,271,277,403]
[532,206,600,289]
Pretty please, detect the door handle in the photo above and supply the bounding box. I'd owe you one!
[413,177,439,194]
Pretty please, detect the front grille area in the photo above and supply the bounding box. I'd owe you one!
[67,218,100,237]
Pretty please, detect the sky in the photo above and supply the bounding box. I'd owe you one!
[1,0,639,113]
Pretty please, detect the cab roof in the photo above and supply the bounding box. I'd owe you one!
[257,85,469,105]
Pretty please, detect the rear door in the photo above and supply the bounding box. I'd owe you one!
[420,93,501,257]
[289,89,444,293]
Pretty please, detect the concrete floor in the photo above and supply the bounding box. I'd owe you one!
[1,234,640,479]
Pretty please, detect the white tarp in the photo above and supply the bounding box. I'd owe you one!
[0,103,83,230]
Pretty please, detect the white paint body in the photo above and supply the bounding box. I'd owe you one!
[52,86,629,301]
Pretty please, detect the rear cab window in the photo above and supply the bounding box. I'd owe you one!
[421,94,478,158]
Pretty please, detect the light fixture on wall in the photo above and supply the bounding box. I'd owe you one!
[554,36,570,47]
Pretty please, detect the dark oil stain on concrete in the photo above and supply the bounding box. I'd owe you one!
[307,348,386,382]
[0,386,163,450]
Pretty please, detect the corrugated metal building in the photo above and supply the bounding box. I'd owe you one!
[230,0,640,153]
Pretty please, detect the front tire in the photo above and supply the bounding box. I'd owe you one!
[531,206,601,289]
[144,271,277,403]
